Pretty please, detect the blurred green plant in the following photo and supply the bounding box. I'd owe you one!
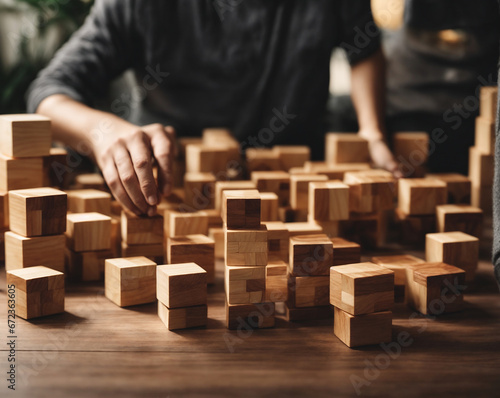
[0,0,94,113]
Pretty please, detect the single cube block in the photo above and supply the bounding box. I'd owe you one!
[344,170,396,213]
[392,132,429,177]
[105,257,157,307]
[273,145,310,171]
[263,221,289,262]
[121,241,163,264]
[164,210,209,237]
[290,174,328,210]
[265,260,288,302]
[66,212,111,252]
[0,114,51,157]
[331,238,361,266]
[214,180,256,211]
[334,307,392,348]
[9,188,67,237]
[287,275,329,307]
[475,116,495,155]
[222,189,261,229]
[427,173,471,204]
[289,234,333,276]
[167,234,215,284]
[224,226,268,266]
[251,171,290,206]
[67,189,111,215]
[184,172,216,210]
[5,231,65,272]
[158,301,207,330]
[426,231,479,282]
[246,148,281,173]
[308,181,350,221]
[285,304,333,322]
[186,143,235,176]
[6,265,64,319]
[398,178,447,215]
[436,204,483,238]
[325,133,370,164]
[225,265,266,304]
[65,248,111,282]
[0,153,44,191]
[226,301,275,330]
[260,192,279,222]
[157,263,207,308]
[405,262,466,315]
[121,211,163,245]
[330,262,394,315]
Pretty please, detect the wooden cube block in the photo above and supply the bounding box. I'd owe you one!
[260,192,279,222]
[202,128,239,148]
[475,117,495,155]
[286,222,323,237]
[398,178,447,215]
[121,211,163,245]
[340,211,387,248]
[309,181,350,221]
[250,171,290,206]
[263,221,289,262]
[5,231,65,272]
[226,301,275,329]
[325,133,370,164]
[0,114,51,157]
[287,274,329,307]
[65,248,111,282]
[203,208,223,228]
[304,161,371,180]
[405,262,466,315]
[105,257,157,307]
[289,234,333,276]
[214,180,256,211]
[208,227,224,259]
[427,173,471,204]
[157,263,207,308]
[394,208,435,245]
[284,304,332,322]
[73,173,106,191]
[164,210,209,237]
[225,226,268,266]
[331,238,361,266]
[186,143,234,176]
[334,307,392,348]
[167,234,215,284]
[469,146,494,188]
[66,212,111,252]
[67,189,111,215]
[265,260,288,302]
[9,188,67,237]
[43,147,69,188]
[479,86,497,120]
[290,174,328,211]
[330,262,394,315]
[246,148,281,173]
[393,132,428,177]
[426,232,479,282]
[121,241,163,263]
[273,146,310,171]
[436,204,483,238]
[6,266,64,319]
[0,153,44,191]
[344,171,396,213]
[225,265,266,304]
[184,172,216,210]
[158,301,207,330]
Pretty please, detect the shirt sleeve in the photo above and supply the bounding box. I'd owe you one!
[27,0,138,113]
[337,0,381,65]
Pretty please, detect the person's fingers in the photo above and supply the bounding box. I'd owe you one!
[102,161,143,216]
[113,144,151,214]
[127,130,158,206]
[149,126,176,197]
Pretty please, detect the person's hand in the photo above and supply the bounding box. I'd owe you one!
[94,123,176,216]
[358,129,402,178]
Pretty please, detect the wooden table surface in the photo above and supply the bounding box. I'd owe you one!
[1,238,499,398]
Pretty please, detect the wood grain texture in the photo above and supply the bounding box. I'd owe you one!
[158,301,207,330]
[325,133,370,164]
[121,211,163,245]
[308,181,350,221]
[436,204,483,238]
[398,178,447,215]
[67,189,112,215]
[289,234,333,276]
[66,212,111,252]
[157,263,207,308]
[222,189,261,229]
[0,153,44,191]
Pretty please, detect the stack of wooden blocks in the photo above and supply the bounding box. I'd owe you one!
[469,86,497,215]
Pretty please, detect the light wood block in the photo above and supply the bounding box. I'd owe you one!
[289,234,333,276]
[202,128,238,148]
[157,263,207,308]
[225,265,266,304]
[167,234,215,284]
[285,222,323,237]
[121,241,163,263]
[214,180,256,211]
[309,181,350,221]
[208,227,224,259]
[263,221,289,262]
[475,117,495,155]
[398,178,447,215]
[290,174,328,211]
[0,153,44,191]
[43,147,69,188]
[393,132,428,177]
[260,192,279,222]
[273,146,310,171]
[9,188,67,237]
[6,266,64,319]
[246,148,281,173]
[186,143,237,177]
[436,204,483,238]
[265,260,288,302]
[66,212,111,252]
[224,226,268,266]
[251,171,290,206]
[222,189,261,229]
[158,301,207,330]
[471,184,492,216]
[5,231,65,272]
[479,86,497,120]
[330,262,394,315]
[284,304,332,321]
[304,161,371,180]
[184,172,216,210]
[73,173,106,191]
[344,170,396,213]
[0,190,8,229]
[164,210,209,237]
[67,189,111,215]
[65,248,112,282]
[203,208,223,228]
[405,262,466,315]
[121,211,163,245]
[331,238,361,266]
[287,274,329,307]
[427,173,471,204]
[334,307,392,348]
[469,146,494,187]
[426,231,479,282]
[105,256,157,307]
[0,114,51,157]
[225,301,275,329]
[394,208,435,245]
[325,133,370,164]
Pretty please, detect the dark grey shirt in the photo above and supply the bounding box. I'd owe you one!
[27,0,380,156]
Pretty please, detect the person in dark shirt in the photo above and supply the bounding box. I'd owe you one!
[27,0,397,216]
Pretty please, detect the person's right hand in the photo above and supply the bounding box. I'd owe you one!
[94,123,176,216]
